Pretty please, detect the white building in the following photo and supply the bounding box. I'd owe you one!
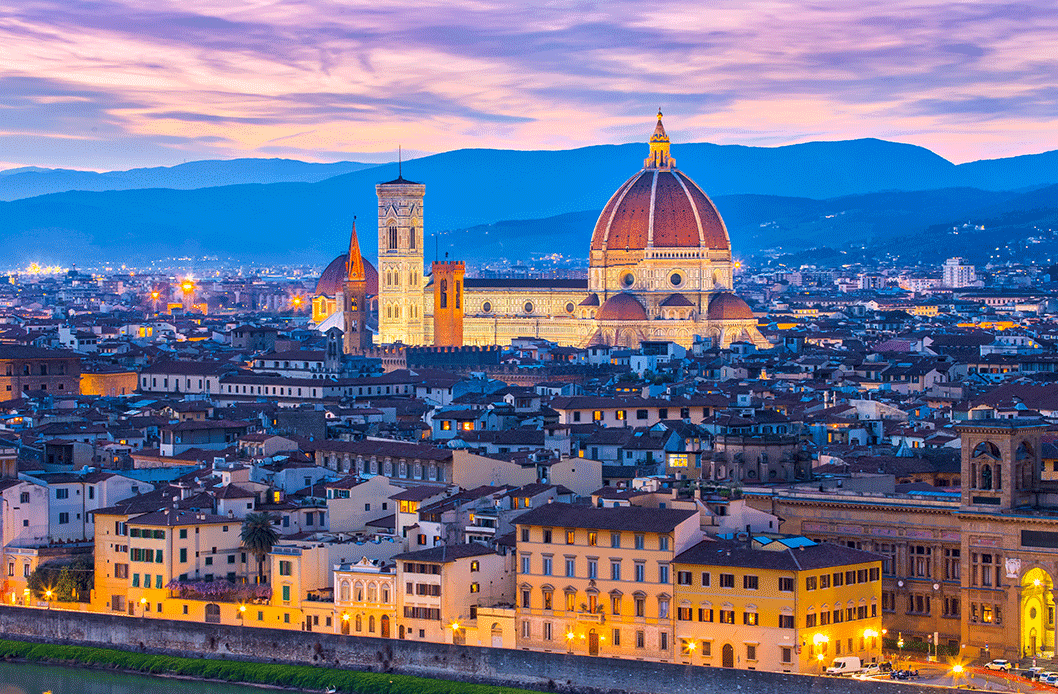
[942,257,977,288]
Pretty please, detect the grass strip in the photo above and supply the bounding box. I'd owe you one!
[0,638,540,694]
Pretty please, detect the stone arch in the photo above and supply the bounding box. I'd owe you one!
[1022,567,1055,657]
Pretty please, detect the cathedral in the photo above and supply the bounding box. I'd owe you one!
[313,113,769,351]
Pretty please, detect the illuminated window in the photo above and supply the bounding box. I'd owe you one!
[459,421,474,431]
[441,421,452,431]
[669,453,689,468]
[593,410,603,422]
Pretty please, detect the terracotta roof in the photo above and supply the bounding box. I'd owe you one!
[514,502,695,532]
[597,293,648,321]
[579,293,601,307]
[590,169,729,252]
[314,254,378,297]
[660,293,695,308]
[708,293,754,321]
[392,543,495,563]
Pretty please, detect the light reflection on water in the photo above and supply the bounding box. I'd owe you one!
[0,661,274,694]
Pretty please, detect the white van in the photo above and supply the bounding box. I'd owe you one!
[826,656,863,676]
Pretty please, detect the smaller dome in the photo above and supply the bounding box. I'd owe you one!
[579,293,600,307]
[314,255,378,297]
[708,293,754,321]
[597,293,648,321]
[660,293,694,307]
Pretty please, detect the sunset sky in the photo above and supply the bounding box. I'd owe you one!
[2,0,1056,171]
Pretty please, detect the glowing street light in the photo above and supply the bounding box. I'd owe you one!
[140,597,147,616]
[952,664,963,674]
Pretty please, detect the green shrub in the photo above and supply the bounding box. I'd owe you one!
[0,638,538,694]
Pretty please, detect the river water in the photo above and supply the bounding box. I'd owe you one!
[0,661,273,694]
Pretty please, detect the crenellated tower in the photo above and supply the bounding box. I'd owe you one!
[432,261,465,347]
[376,172,426,345]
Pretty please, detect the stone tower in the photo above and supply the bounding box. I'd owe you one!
[955,418,1047,511]
[342,220,371,353]
[376,173,426,345]
[432,260,465,347]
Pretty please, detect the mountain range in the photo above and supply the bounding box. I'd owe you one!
[2,138,1058,268]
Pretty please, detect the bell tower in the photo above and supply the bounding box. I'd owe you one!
[376,169,426,345]
[342,219,371,353]
[955,419,1047,511]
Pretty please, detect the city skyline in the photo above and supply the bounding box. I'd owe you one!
[2,0,1057,171]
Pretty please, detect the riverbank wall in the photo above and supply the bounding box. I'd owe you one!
[0,607,949,694]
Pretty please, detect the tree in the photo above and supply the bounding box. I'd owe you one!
[240,512,280,584]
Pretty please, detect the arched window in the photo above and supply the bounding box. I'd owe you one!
[367,583,378,603]
[409,227,416,249]
[355,614,362,632]
[388,226,398,250]
[340,581,350,602]
[440,279,448,308]
[369,615,376,632]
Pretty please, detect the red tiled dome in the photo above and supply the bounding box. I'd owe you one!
[590,169,730,252]
[597,293,648,321]
[314,255,378,297]
[708,293,753,320]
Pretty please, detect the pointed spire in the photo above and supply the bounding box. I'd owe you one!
[346,216,366,282]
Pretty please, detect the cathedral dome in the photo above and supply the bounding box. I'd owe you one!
[597,293,648,321]
[590,113,729,254]
[707,292,754,320]
[314,255,378,297]
[590,170,730,252]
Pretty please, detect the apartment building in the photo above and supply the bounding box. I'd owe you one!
[512,503,700,660]
[392,543,513,643]
[672,537,883,673]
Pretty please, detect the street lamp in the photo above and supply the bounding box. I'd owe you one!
[566,631,575,653]
[139,597,147,616]
[44,589,52,609]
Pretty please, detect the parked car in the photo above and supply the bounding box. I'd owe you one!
[984,659,1011,672]
[826,656,863,676]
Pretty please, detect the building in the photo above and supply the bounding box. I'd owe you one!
[512,502,700,660]
[746,418,1058,661]
[0,346,81,399]
[943,257,977,288]
[392,543,513,643]
[671,537,883,672]
[319,114,769,352]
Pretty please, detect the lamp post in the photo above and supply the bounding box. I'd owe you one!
[44,589,52,609]
[566,631,575,653]
[139,596,147,617]
[952,663,964,688]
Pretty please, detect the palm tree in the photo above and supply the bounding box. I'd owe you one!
[240,512,279,585]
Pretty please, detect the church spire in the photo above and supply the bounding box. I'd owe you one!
[346,216,366,282]
[645,109,674,170]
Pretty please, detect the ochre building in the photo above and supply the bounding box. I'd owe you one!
[746,418,1058,661]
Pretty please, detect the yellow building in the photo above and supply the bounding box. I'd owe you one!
[92,507,251,616]
[334,557,397,637]
[80,369,138,397]
[392,543,514,643]
[672,536,883,673]
[512,503,701,659]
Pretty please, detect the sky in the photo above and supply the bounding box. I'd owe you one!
[1,0,1057,171]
